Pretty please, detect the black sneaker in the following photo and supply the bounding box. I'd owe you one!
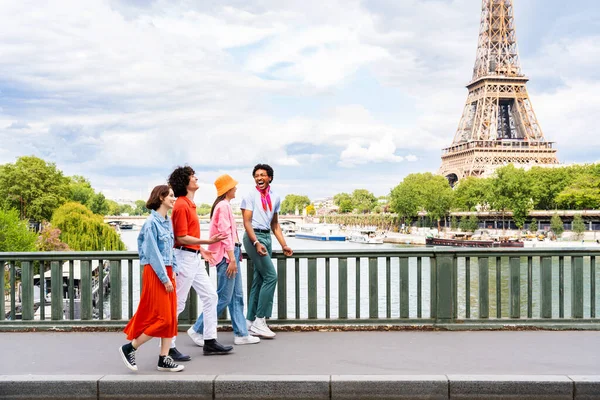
[203,339,233,355]
[168,347,191,362]
[118,343,137,371]
[157,355,184,372]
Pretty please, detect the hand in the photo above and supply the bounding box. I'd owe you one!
[282,245,293,257]
[226,259,237,278]
[208,233,228,244]
[199,247,217,265]
[164,280,174,293]
[256,242,268,256]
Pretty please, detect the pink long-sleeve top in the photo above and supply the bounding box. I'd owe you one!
[207,199,239,267]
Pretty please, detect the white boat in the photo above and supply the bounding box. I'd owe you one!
[296,224,346,241]
[280,220,297,237]
[348,230,385,244]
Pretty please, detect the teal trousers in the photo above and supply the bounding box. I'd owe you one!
[244,231,277,319]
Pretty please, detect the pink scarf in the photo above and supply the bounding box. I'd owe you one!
[256,185,272,212]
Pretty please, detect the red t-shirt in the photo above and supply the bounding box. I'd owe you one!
[171,196,200,250]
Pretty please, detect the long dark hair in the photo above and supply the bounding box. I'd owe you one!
[210,194,227,218]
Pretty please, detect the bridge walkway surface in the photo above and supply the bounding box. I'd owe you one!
[0,330,599,399]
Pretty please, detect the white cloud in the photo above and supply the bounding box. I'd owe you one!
[0,0,597,203]
[338,135,404,167]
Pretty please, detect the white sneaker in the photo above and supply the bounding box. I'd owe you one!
[234,335,260,345]
[187,327,204,347]
[249,317,276,339]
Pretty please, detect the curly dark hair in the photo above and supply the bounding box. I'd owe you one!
[252,163,274,182]
[168,166,195,197]
[146,185,171,211]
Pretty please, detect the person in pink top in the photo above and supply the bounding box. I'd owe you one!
[187,174,260,346]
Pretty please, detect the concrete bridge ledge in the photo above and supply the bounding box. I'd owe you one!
[1,374,599,400]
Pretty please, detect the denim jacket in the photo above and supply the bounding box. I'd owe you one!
[137,210,178,284]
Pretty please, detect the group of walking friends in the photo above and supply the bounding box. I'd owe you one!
[118,163,293,372]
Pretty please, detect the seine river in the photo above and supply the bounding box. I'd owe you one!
[111,228,598,321]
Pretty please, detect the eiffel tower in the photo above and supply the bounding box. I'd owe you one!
[439,0,559,186]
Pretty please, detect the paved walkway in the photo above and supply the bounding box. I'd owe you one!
[1,330,598,375]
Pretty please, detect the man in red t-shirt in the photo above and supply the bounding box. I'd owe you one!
[167,166,233,360]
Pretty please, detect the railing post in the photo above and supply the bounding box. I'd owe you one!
[51,261,63,320]
[80,261,93,320]
[338,258,348,319]
[21,262,34,320]
[540,256,552,318]
[479,257,490,319]
[399,257,409,318]
[435,253,456,323]
[368,257,378,319]
[308,258,317,319]
[277,258,287,320]
[509,257,521,319]
[571,256,584,319]
[110,260,122,320]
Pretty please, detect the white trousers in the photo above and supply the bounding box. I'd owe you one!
[171,249,218,347]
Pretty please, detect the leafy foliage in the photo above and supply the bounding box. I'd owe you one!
[333,193,354,213]
[0,156,71,222]
[51,202,125,250]
[196,203,211,216]
[36,222,70,251]
[555,174,600,210]
[529,218,538,232]
[489,165,533,229]
[390,173,452,228]
[281,194,311,215]
[571,214,586,238]
[0,208,37,252]
[550,213,564,236]
[305,204,316,216]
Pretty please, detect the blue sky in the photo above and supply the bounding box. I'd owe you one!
[0,0,598,205]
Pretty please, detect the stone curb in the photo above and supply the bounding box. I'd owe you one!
[0,375,599,399]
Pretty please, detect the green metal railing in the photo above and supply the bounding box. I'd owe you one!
[1,248,599,329]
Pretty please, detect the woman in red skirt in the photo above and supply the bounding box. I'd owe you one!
[119,185,183,372]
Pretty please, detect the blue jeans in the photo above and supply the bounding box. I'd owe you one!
[192,246,248,337]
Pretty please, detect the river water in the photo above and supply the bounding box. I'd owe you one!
[112,228,599,321]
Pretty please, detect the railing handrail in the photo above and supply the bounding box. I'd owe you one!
[2,247,600,260]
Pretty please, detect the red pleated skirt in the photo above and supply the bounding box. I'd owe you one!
[124,265,178,340]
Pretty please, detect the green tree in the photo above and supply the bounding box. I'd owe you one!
[51,202,125,250]
[133,200,148,216]
[421,175,454,230]
[452,176,492,211]
[119,204,135,215]
[550,213,564,237]
[529,218,538,233]
[281,194,311,215]
[68,175,95,206]
[467,214,479,232]
[333,193,353,213]
[89,192,109,215]
[489,165,532,229]
[196,203,211,216]
[351,189,377,214]
[555,175,600,210]
[0,208,37,252]
[0,156,71,222]
[450,215,458,230]
[389,174,425,224]
[106,200,121,216]
[571,214,586,239]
